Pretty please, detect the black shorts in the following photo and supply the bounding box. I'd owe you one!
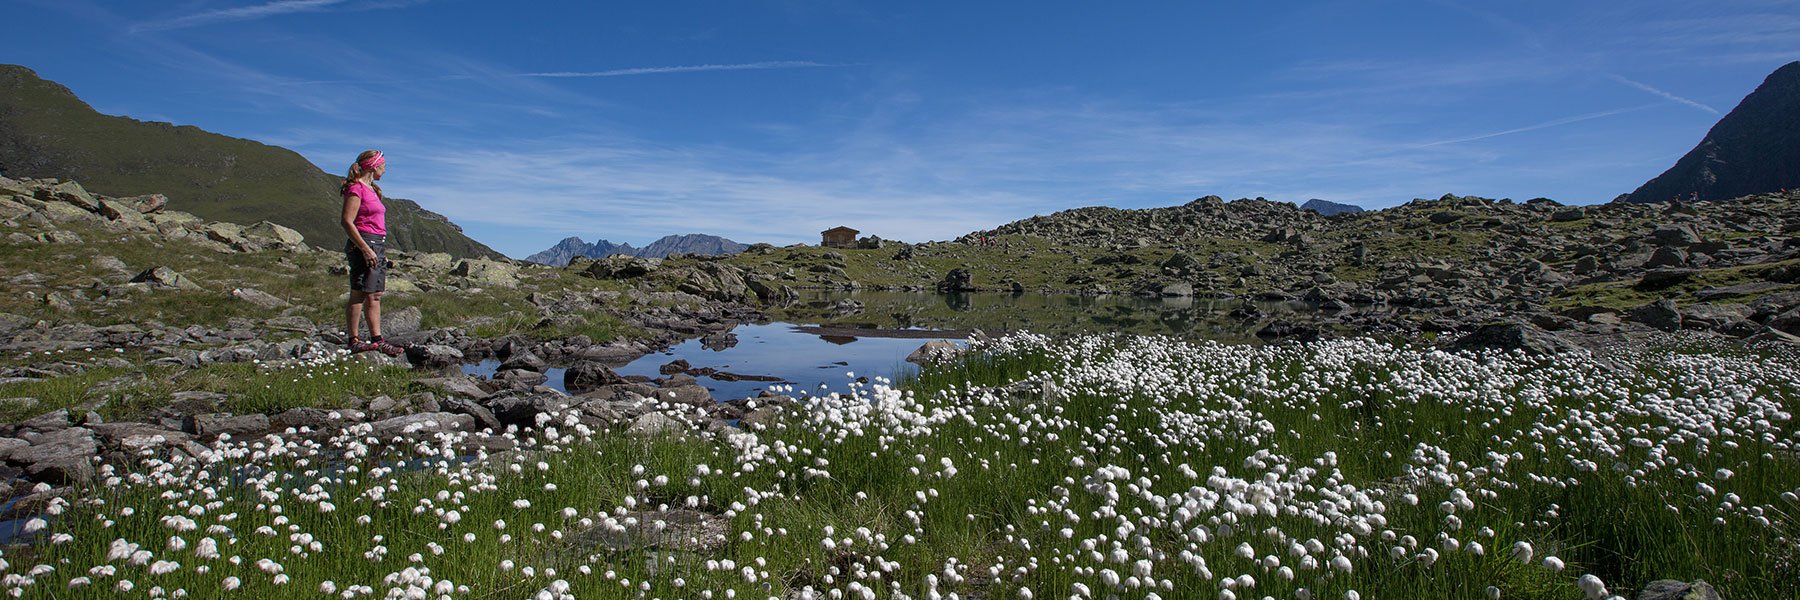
[346,233,388,293]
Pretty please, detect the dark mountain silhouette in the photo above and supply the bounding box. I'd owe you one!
[1625,61,1800,203]
[1300,199,1365,216]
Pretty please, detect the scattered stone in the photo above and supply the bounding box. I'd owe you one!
[383,306,423,335]
[406,345,466,371]
[1450,322,1584,355]
[1635,580,1719,600]
[231,287,290,309]
[130,266,203,290]
[565,360,627,393]
[628,412,685,436]
[185,413,271,440]
[369,412,475,438]
[499,350,547,373]
[440,397,502,431]
[906,340,964,364]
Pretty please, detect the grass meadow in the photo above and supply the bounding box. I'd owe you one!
[2,332,1795,599]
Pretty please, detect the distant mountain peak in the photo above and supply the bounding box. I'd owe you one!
[1625,61,1800,203]
[523,233,745,265]
[1301,199,1365,216]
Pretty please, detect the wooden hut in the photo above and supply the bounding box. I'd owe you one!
[821,226,860,249]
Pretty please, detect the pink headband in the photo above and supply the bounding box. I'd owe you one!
[359,153,385,170]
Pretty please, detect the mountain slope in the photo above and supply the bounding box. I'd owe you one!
[0,65,500,258]
[1625,61,1800,202]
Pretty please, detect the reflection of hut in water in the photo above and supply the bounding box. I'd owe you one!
[818,334,858,345]
[821,226,860,249]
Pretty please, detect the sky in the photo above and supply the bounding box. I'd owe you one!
[4,1,1797,257]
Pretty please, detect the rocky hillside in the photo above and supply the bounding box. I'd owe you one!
[1626,61,1800,202]
[719,191,1800,345]
[525,233,747,266]
[0,65,501,259]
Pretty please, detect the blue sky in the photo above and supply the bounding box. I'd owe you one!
[6,1,1797,257]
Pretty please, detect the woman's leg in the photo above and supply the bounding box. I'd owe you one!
[346,291,367,340]
[363,292,383,339]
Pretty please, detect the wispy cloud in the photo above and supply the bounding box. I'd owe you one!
[1606,74,1720,114]
[277,61,850,86]
[1413,105,1657,148]
[520,61,844,78]
[132,0,423,33]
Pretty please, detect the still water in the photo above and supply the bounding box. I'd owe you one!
[467,290,1336,401]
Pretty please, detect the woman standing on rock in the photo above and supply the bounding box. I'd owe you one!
[341,150,404,356]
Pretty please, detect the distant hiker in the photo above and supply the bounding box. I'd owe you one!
[340,150,404,356]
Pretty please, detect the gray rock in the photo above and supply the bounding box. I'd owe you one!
[244,221,306,246]
[494,368,548,389]
[368,412,475,438]
[0,437,29,461]
[415,375,487,399]
[130,266,203,290]
[936,268,976,292]
[11,427,99,484]
[451,259,520,288]
[440,397,502,431]
[1638,268,1698,289]
[906,340,964,364]
[406,345,465,370]
[1549,207,1586,222]
[628,412,685,436]
[655,385,713,407]
[577,255,660,279]
[383,306,423,335]
[1628,299,1683,332]
[499,350,547,373]
[185,413,272,440]
[232,287,290,309]
[569,509,729,555]
[1450,322,1584,355]
[1651,224,1701,246]
[1695,282,1786,301]
[565,360,626,393]
[1635,580,1718,600]
[271,407,354,431]
[16,409,72,433]
[1646,246,1690,268]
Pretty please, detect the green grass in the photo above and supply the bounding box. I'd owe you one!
[0,355,420,423]
[1551,258,1800,311]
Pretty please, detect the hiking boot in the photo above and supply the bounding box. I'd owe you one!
[348,339,378,354]
[372,339,406,356]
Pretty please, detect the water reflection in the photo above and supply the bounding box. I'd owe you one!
[779,290,1335,343]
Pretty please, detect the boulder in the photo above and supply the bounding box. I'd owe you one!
[1650,224,1701,246]
[906,340,964,364]
[231,287,290,309]
[414,375,486,398]
[368,412,475,438]
[569,509,729,555]
[1450,322,1584,355]
[499,350,547,373]
[244,220,306,246]
[383,306,423,335]
[627,412,686,436]
[493,369,548,389]
[203,222,250,247]
[565,360,627,393]
[1627,299,1683,332]
[654,384,713,407]
[406,345,466,371]
[131,266,203,290]
[9,427,99,484]
[451,259,520,288]
[1635,580,1718,600]
[1637,268,1697,289]
[936,268,976,292]
[1549,207,1586,222]
[40,180,99,212]
[440,397,502,431]
[185,413,272,440]
[1646,246,1690,268]
[271,407,359,431]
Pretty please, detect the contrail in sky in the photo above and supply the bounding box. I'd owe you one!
[1415,105,1655,148]
[1607,74,1720,114]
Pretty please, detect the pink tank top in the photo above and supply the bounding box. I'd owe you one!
[346,182,386,235]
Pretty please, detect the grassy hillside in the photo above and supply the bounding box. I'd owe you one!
[0,64,500,259]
